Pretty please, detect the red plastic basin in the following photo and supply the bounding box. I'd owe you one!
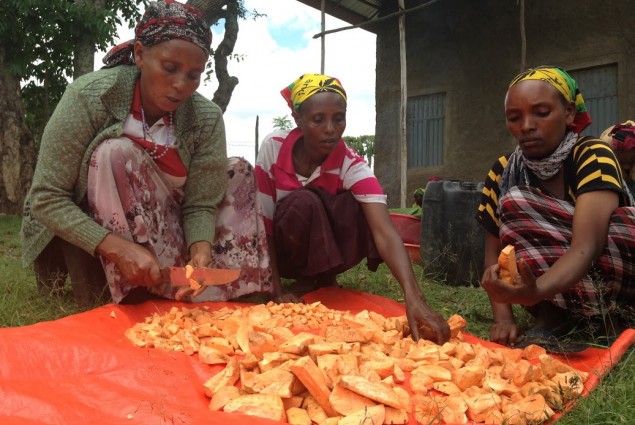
[389,213,421,245]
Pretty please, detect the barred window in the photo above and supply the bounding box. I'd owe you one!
[407,92,445,168]
[569,64,618,138]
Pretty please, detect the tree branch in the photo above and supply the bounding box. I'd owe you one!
[211,0,239,111]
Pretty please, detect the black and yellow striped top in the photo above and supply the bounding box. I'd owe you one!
[476,137,631,236]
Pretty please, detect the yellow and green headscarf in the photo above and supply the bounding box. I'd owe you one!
[509,66,591,133]
[281,73,347,111]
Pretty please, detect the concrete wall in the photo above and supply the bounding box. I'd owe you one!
[374,0,635,207]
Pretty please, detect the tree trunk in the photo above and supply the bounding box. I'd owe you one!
[0,47,36,215]
[211,0,239,111]
[188,0,231,25]
[188,0,239,112]
[74,0,107,78]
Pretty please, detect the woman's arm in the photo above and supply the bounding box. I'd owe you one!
[533,190,617,298]
[361,202,450,344]
[29,84,112,255]
[484,190,618,306]
[181,100,227,249]
[96,233,161,286]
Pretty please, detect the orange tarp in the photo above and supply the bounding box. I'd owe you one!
[0,287,633,425]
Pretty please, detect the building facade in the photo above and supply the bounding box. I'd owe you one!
[301,0,635,206]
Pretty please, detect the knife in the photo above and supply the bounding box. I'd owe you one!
[161,266,240,287]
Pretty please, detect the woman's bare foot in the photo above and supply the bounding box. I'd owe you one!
[272,292,304,304]
[316,273,339,288]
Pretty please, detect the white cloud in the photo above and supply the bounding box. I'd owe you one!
[98,0,376,164]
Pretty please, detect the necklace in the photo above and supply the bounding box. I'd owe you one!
[141,107,173,160]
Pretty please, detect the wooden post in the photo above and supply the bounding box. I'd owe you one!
[519,0,526,72]
[398,0,408,208]
[320,0,326,73]
[255,115,259,160]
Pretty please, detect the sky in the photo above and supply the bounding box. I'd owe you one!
[99,0,377,165]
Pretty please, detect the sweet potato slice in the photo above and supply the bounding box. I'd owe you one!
[337,375,403,409]
[447,314,467,338]
[522,343,547,360]
[279,332,317,355]
[203,357,240,397]
[325,327,374,343]
[251,367,299,398]
[329,384,376,416]
[502,393,555,423]
[411,364,452,382]
[392,386,412,413]
[283,396,304,410]
[223,393,286,422]
[384,406,409,424]
[286,407,311,425]
[202,337,234,355]
[432,381,462,396]
[498,244,519,285]
[290,356,338,417]
[198,345,230,365]
[247,330,276,360]
[209,385,242,411]
[301,395,329,424]
[452,366,485,390]
[338,404,385,425]
[412,394,442,425]
[188,278,202,290]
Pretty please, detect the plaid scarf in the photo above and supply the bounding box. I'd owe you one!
[499,131,578,203]
[103,0,211,68]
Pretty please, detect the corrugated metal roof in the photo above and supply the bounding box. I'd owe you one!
[296,0,382,27]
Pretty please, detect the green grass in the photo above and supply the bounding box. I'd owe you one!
[0,214,633,423]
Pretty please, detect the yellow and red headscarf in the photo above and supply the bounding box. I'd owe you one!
[281,73,347,111]
[509,66,591,133]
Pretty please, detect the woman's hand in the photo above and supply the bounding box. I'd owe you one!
[189,241,213,268]
[96,234,161,286]
[174,241,214,300]
[404,291,451,345]
[360,203,450,344]
[481,260,540,306]
[489,318,522,347]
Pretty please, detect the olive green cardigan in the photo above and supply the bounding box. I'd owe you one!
[21,65,227,266]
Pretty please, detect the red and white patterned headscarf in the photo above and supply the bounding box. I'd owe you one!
[103,0,211,68]
[602,121,635,151]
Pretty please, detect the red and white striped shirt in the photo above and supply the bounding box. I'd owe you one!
[255,128,386,235]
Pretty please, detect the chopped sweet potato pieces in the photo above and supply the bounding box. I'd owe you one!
[125,302,589,424]
[184,264,194,279]
[498,244,519,285]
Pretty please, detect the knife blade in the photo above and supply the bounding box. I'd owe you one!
[161,266,240,286]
